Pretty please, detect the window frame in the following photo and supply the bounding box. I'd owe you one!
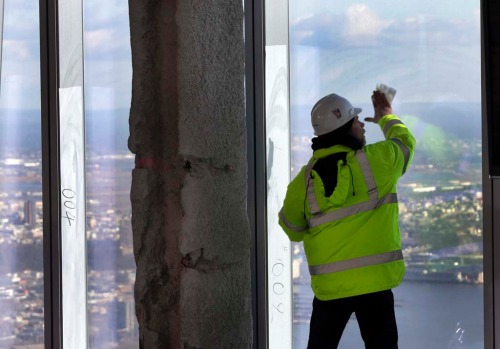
[40,0,63,347]
[481,1,498,348]
[245,0,269,348]
[40,0,88,347]
[34,0,500,347]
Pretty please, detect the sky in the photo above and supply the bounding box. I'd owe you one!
[0,0,132,111]
[288,1,481,107]
[0,1,482,111]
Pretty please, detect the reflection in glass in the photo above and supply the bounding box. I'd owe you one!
[266,45,292,349]
[265,0,293,347]
[288,2,483,348]
[0,0,44,346]
[83,0,137,347]
[58,1,87,345]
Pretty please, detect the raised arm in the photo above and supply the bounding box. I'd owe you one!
[365,90,416,176]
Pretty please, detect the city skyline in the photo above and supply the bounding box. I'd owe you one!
[0,130,484,346]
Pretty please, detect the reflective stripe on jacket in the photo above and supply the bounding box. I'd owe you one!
[278,114,416,300]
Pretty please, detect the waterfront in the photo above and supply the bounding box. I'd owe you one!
[293,282,484,349]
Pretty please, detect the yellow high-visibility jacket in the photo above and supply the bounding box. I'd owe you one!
[279,114,416,300]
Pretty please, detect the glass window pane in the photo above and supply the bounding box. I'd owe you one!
[265,0,293,347]
[288,1,482,348]
[0,0,44,346]
[83,0,137,347]
[58,0,87,346]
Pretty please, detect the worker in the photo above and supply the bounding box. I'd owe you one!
[278,90,416,348]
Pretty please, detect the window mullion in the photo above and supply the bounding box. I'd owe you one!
[57,0,87,347]
[40,0,62,347]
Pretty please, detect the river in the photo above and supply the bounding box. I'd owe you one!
[293,281,484,349]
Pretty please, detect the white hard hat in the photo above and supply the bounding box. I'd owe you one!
[311,94,362,136]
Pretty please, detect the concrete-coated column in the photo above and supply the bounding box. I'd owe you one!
[128,0,252,348]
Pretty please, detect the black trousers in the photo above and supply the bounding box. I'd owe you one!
[307,289,398,349]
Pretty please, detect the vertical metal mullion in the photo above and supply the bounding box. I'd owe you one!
[246,0,268,348]
[481,0,497,348]
[245,0,257,347]
[256,0,269,345]
[40,0,62,348]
